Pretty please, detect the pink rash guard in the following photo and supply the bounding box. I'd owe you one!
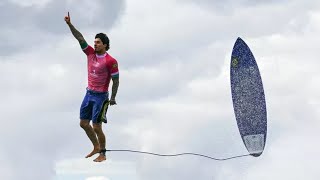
[82,45,119,92]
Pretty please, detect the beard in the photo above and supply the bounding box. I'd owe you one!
[94,48,100,53]
[94,48,106,55]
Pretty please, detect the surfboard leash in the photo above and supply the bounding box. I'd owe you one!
[106,149,252,161]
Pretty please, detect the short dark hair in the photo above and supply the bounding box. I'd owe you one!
[95,33,110,51]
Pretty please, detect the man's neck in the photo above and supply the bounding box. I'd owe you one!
[96,50,106,55]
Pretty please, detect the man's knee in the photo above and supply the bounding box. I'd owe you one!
[80,120,90,129]
[92,123,102,133]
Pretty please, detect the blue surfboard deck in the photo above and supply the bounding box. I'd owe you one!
[230,37,267,157]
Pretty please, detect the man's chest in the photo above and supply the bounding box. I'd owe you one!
[88,56,109,74]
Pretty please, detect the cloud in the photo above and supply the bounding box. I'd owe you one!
[104,1,320,179]
[86,177,110,180]
[0,0,125,56]
[0,1,125,180]
[179,0,316,14]
[1,0,320,180]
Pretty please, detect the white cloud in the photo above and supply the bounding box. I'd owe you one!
[55,158,137,180]
[8,0,52,7]
[1,0,320,180]
[86,177,110,180]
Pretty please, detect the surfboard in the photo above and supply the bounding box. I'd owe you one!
[230,37,267,157]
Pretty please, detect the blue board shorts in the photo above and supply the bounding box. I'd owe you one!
[80,88,109,124]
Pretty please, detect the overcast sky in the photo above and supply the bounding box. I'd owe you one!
[1,0,320,180]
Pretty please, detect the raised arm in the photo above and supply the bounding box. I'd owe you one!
[64,12,87,45]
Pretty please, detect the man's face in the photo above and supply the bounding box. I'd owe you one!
[94,38,106,53]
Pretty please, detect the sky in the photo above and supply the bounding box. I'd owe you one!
[0,0,320,180]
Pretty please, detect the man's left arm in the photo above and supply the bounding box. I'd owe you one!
[110,77,119,105]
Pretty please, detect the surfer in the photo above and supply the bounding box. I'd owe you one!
[64,12,120,162]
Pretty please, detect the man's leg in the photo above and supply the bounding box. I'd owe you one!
[92,123,106,162]
[80,119,101,158]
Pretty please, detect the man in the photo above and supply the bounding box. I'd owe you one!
[64,12,119,162]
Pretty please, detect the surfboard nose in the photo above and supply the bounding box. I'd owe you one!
[236,37,243,42]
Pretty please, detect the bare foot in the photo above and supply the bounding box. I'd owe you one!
[85,148,100,158]
[93,154,106,162]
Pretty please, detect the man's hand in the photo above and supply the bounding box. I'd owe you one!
[109,99,117,106]
[64,12,71,24]
[65,12,86,43]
